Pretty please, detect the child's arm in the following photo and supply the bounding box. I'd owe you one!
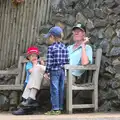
[44,73,50,80]
[45,47,53,73]
[27,60,37,73]
[40,58,45,65]
[26,62,33,73]
[44,47,53,80]
[28,68,33,73]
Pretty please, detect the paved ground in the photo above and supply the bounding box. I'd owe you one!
[1,113,120,120]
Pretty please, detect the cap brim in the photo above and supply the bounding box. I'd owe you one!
[72,27,85,32]
[44,33,51,38]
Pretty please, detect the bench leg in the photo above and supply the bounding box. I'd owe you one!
[66,70,72,114]
[94,90,98,112]
[92,90,98,112]
[66,86,72,114]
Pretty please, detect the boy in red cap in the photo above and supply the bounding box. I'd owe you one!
[13,46,46,115]
[21,46,45,105]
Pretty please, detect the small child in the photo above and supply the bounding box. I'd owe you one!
[13,46,46,115]
[44,26,69,115]
[21,46,46,106]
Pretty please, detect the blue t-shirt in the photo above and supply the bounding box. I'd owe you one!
[25,62,33,84]
[67,44,93,76]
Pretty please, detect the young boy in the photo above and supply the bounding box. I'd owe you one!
[44,26,69,115]
[13,46,45,115]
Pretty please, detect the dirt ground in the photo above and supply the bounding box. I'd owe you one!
[1,113,120,120]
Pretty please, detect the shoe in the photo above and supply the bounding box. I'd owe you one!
[44,110,61,115]
[20,97,39,107]
[12,107,34,115]
[12,108,26,115]
[19,101,26,106]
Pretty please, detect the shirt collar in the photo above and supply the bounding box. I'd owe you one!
[71,44,82,52]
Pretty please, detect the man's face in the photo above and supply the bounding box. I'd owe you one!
[72,28,85,42]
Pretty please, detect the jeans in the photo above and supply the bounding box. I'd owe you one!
[50,69,65,110]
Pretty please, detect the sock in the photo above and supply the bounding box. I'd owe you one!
[29,88,38,100]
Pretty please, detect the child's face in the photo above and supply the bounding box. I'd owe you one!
[28,53,38,62]
[48,35,55,45]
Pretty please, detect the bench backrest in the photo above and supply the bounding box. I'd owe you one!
[81,48,102,83]
[0,48,102,87]
[15,48,102,85]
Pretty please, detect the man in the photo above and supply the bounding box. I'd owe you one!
[67,23,93,83]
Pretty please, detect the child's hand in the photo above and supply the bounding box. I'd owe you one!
[40,60,45,65]
[44,73,50,80]
[32,58,37,65]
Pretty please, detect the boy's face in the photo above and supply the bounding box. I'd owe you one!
[28,53,38,62]
[48,35,55,45]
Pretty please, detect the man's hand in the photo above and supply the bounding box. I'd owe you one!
[44,73,50,80]
[83,37,90,44]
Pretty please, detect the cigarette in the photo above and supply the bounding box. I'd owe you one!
[88,37,91,39]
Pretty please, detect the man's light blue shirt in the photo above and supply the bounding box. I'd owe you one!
[67,44,93,76]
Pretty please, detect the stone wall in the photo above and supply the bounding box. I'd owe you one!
[1,0,120,112]
[37,0,120,112]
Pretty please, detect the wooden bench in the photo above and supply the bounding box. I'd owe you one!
[0,56,25,91]
[65,48,102,114]
[0,56,48,106]
[0,56,46,91]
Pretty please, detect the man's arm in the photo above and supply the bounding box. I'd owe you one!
[81,38,92,65]
[81,44,89,65]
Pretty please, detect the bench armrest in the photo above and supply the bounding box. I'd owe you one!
[64,64,97,70]
[0,68,19,75]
